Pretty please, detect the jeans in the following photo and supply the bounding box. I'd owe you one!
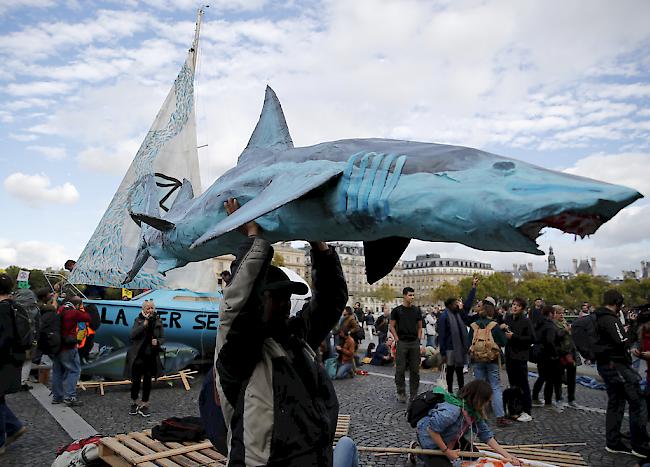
[0,398,22,448]
[598,362,649,448]
[426,335,436,348]
[472,361,504,417]
[333,436,359,467]
[395,340,420,396]
[335,362,354,379]
[51,348,81,401]
[505,357,532,414]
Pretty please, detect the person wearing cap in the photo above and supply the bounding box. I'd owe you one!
[468,296,511,428]
[214,198,349,467]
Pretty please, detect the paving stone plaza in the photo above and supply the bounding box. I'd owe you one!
[1,352,634,467]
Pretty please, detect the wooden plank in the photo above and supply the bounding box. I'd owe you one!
[131,433,202,467]
[179,371,191,391]
[166,441,216,466]
[98,443,133,467]
[132,441,214,463]
[99,437,157,467]
[116,434,182,467]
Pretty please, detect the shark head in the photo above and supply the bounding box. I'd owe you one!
[397,149,643,255]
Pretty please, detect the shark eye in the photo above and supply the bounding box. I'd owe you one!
[493,161,516,171]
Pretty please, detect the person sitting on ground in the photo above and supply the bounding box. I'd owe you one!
[421,345,441,370]
[468,298,511,427]
[371,335,394,366]
[214,198,348,466]
[125,299,164,417]
[365,342,376,358]
[415,380,522,466]
[335,327,356,379]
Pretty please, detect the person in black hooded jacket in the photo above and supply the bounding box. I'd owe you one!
[531,305,559,407]
[596,289,650,458]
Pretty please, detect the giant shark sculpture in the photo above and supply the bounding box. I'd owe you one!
[124,87,642,284]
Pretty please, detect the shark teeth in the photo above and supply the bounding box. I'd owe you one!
[518,211,603,242]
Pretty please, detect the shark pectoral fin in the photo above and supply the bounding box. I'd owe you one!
[364,236,411,284]
[191,167,343,248]
[128,173,176,231]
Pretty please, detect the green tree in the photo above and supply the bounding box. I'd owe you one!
[617,278,650,307]
[563,275,609,309]
[458,273,516,303]
[431,282,460,304]
[374,283,397,305]
[271,252,285,267]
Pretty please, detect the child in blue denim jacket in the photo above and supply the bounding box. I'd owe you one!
[416,381,521,466]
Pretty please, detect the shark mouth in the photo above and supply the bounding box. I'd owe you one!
[518,211,603,242]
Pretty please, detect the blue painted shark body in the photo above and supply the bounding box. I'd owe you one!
[125,87,642,284]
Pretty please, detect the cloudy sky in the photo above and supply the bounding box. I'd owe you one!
[1,0,649,278]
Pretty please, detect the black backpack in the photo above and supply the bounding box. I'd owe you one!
[1,299,34,353]
[151,417,206,442]
[571,314,600,362]
[406,390,445,428]
[503,387,524,418]
[38,308,63,356]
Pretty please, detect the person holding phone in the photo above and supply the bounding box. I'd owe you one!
[125,300,164,417]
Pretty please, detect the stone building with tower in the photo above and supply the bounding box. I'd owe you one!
[573,257,597,276]
[547,246,558,274]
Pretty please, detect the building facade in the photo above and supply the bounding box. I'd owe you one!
[403,254,494,300]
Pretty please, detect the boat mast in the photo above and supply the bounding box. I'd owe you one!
[190,6,207,72]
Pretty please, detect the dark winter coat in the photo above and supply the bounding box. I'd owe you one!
[124,313,165,380]
[504,313,535,361]
[0,300,21,397]
[535,316,558,361]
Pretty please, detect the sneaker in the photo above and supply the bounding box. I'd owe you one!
[568,401,579,408]
[532,399,543,407]
[632,444,650,458]
[605,442,632,455]
[397,393,407,403]
[20,384,33,391]
[516,413,533,422]
[138,405,151,417]
[5,427,27,447]
[129,403,139,415]
[497,417,513,428]
[51,398,63,405]
[64,398,83,407]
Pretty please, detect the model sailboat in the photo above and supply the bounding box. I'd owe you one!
[70,8,214,292]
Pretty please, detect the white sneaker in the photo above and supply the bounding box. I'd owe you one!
[516,413,533,422]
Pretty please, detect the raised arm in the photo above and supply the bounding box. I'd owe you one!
[300,242,348,350]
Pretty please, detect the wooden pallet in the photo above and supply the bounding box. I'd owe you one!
[99,414,351,466]
[78,370,197,396]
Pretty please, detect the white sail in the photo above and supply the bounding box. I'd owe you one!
[70,11,215,291]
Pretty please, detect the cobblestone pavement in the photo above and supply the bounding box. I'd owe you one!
[1,363,637,466]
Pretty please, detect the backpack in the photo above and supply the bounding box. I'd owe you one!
[324,357,338,379]
[406,390,445,428]
[151,417,206,443]
[469,321,500,362]
[38,308,63,356]
[571,314,600,362]
[1,299,34,352]
[502,386,524,418]
[13,289,40,337]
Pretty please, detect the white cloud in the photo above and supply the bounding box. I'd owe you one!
[0,0,55,15]
[3,172,80,207]
[6,81,73,97]
[8,133,38,142]
[0,238,68,270]
[77,139,140,174]
[564,152,650,196]
[27,145,67,160]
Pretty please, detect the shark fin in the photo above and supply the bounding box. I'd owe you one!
[191,167,343,248]
[167,178,194,214]
[243,86,294,154]
[128,174,176,231]
[364,237,411,284]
